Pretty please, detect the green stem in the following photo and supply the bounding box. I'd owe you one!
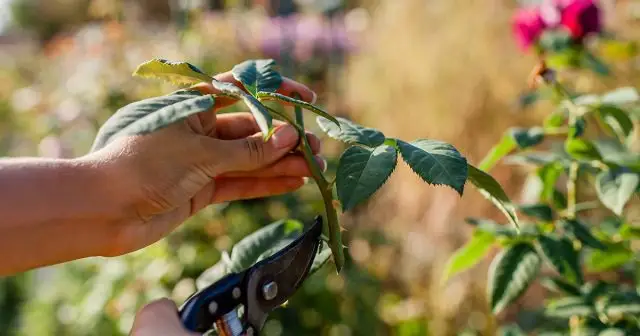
[265,105,345,272]
[567,161,579,219]
[552,80,581,220]
[635,259,640,294]
[294,101,305,128]
[589,160,609,171]
[544,127,570,136]
[552,82,580,125]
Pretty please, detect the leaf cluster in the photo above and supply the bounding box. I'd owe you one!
[444,71,640,333]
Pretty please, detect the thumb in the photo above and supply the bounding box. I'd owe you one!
[130,298,200,336]
[209,124,301,174]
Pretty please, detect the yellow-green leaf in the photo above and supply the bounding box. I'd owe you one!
[442,230,495,283]
[133,59,212,85]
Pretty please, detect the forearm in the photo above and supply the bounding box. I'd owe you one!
[0,156,126,275]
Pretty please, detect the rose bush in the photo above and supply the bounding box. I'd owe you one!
[443,1,640,334]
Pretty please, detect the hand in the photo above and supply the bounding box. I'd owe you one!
[90,71,324,257]
[130,299,200,336]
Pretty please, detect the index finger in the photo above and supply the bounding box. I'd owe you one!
[190,71,317,110]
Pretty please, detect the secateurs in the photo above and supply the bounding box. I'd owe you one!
[179,216,324,336]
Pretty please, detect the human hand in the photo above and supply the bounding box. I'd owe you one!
[89,71,324,257]
[130,298,200,336]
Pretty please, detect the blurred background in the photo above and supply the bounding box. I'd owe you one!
[0,0,639,335]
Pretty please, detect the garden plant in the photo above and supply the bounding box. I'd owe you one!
[443,0,640,334]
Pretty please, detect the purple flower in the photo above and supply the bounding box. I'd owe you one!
[512,7,547,51]
[558,0,602,40]
[257,14,356,62]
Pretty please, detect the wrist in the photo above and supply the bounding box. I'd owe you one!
[72,153,139,257]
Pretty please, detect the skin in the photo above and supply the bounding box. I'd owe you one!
[0,71,322,335]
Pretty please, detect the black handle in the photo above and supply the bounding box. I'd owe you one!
[179,272,246,332]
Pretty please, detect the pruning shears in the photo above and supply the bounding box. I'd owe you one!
[178,216,324,336]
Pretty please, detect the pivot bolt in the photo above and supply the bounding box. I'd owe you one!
[262,281,278,301]
[208,301,218,314]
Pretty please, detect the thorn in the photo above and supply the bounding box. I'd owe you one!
[340,226,348,232]
[527,60,556,89]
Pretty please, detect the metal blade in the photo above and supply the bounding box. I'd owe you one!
[244,216,324,330]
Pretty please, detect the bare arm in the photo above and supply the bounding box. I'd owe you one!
[0,156,125,275]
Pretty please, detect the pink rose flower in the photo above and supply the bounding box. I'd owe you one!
[558,0,602,40]
[512,7,547,51]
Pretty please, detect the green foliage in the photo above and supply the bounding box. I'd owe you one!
[442,230,495,283]
[90,90,214,151]
[479,126,545,172]
[196,219,332,289]
[511,127,545,149]
[466,218,518,238]
[595,168,639,216]
[596,105,634,140]
[231,59,282,96]
[600,87,640,105]
[466,164,519,228]
[336,144,397,211]
[316,116,386,147]
[537,235,583,285]
[564,138,602,161]
[519,204,554,222]
[210,79,274,140]
[229,219,304,272]
[488,242,541,314]
[540,277,582,296]
[561,219,608,251]
[258,92,339,126]
[545,297,594,318]
[586,242,633,272]
[454,44,640,333]
[600,292,640,318]
[0,274,30,336]
[397,139,468,195]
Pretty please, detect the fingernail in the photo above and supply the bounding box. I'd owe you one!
[272,125,299,149]
[315,156,327,172]
[311,91,318,104]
